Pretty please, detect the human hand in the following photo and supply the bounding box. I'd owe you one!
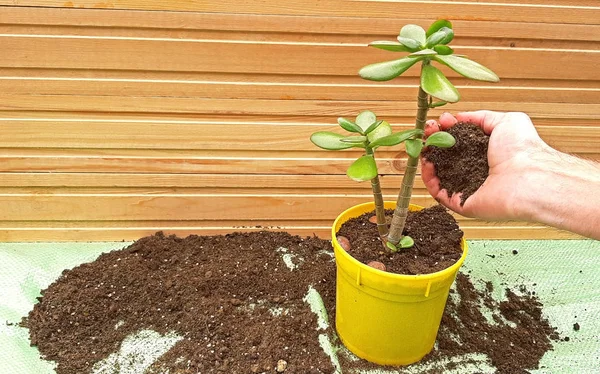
[421,111,551,221]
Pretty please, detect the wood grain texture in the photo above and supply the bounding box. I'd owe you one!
[1,0,599,24]
[0,3,598,241]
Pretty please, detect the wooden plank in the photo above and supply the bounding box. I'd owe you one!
[1,0,598,25]
[1,7,598,42]
[0,173,409,188]
[0,36,597,80]
[0,194,444,221]
[0,120,599,153]
[1,25,598,51]
[0,153,402,175]
[1,77,598,104]
[0,224,579,242]
[2,149,599,175]
[0,95,598,119]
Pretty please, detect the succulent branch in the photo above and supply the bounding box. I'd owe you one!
[311,20,499,252]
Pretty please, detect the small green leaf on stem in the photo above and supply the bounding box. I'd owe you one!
[425,132,456,148]
[433,45,454,55]
[410,49,437,56]
[426,20,453,37]
[340,135,367,144]
[363,120,384,135]
[405,139,424,158]
[347,155,378,182]
[337,117,363,134]
[369,41,411,52]
[399,236,415,249]
[359,56,422,81]
[367,121,392,143]
[435,55,499,82]
[397,37,422,51]
[426,27,453,48]
[386,241,398,252]
[369,129,424,148]
[355,110,377,132]
[400,24,426,46]
[310,131,355,150]
[421,64,460,103]
[430,101,448,108]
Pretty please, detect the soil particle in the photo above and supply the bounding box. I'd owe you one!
[23,231,559,374]
[336,205,463,275]
[423,122,490,205]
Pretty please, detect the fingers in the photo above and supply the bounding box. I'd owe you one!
[424,119,440,137]
[455,110,506,135]
[420,160,441,198]
[439,112,458,130]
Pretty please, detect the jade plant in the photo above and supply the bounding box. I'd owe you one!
[310,20,499,251]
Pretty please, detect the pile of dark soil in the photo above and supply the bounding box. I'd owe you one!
[423,122,490,205]
[23,231,559,374]
[336,205,463,274]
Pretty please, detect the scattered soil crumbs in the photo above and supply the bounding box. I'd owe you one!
[23,232,337,374]
[23,231,559,374]
[423,122,490,205]
[336,205,464,274]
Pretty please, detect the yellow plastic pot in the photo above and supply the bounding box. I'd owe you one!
[332,201,468,366]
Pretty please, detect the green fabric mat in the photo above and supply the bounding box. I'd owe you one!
[1,240,599,373]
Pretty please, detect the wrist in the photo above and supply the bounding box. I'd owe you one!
[516,146,600,238]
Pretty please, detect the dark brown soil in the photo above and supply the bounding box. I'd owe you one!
[336,205,463,274]
[23,232,337,374]
[423,122,490,205]
[23,231,559,374]
[436,274,560,373]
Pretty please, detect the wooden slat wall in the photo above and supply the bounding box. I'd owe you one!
[0,1,598,241]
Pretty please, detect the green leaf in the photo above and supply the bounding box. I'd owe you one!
[369,41,411,52]
[410,49,437,56]
[426,20,453,37]
[386,241,398,252]
[367,121,392,143]
[433,45,454,55]
[400,24,426,46]
[421,64,460,103]
[359,56,422,81]
[426,27,453,48]
[397,36,421,51]
[310,131,355,150]
[399,236,415,249]
[355,110,377,132]
[337,117,363,134]
[347,155,378,182]
[340,135,367,144]
[430,101,448,108]
[435,55,499,82]
[363,120,384,135]
[425,132,456,148]
[405,139,424,158]
[369,129,423,148]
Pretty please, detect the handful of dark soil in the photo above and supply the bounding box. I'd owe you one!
[423,122,490,205]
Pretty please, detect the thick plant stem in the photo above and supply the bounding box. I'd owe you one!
[366,147,389,242]
[387,85,429,246]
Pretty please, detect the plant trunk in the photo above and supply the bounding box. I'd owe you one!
[387,85,429,246]
[366,147,389,243]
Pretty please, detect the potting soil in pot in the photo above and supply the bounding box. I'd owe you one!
[5,231,586,373]
[423,122,489,205]
[336,205,463,274]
